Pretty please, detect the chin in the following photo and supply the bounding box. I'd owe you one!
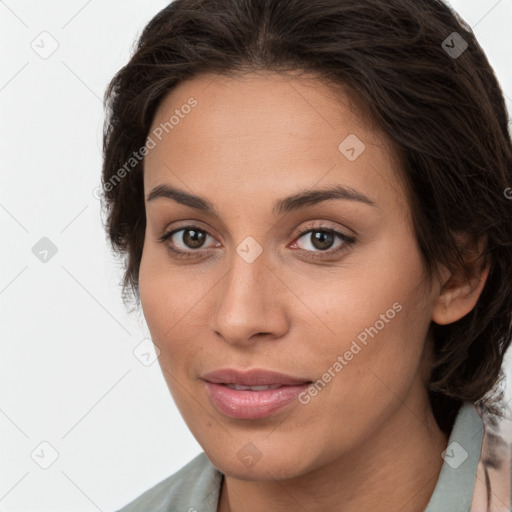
[204,444,311,481]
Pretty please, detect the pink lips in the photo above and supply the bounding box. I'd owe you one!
[202,368,311,419]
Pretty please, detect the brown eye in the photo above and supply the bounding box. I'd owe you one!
[158,225,220,259]
[295,229,345,252]
[309,231,335,250]
[181,228,206,249]
[291,225,356,260]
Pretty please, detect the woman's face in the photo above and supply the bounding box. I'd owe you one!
[139,71,443,479]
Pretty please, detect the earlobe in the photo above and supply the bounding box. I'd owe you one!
[431,237,490,326]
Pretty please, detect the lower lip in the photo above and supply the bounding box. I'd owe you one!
[204,382,310,419]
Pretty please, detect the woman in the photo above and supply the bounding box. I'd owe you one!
[101,0,512,510]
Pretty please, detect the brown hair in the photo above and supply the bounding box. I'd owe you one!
[101,0,512,432]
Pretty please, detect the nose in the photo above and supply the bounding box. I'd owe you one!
[209,249,290,347]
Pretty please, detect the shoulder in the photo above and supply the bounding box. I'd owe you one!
[474,402,512,510]
[114,452,223,512]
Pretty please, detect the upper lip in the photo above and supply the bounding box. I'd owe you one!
[202,368,311,386]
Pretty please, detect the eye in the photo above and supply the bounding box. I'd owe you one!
[158,223,356,261]
[290,224,356,259]
[159,226,220,258]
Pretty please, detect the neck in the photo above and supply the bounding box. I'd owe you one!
[217,393,449,512]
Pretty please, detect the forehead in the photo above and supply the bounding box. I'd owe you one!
[147,70,382,149]
[143,71,406,215]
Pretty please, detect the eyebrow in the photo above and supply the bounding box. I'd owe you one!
[146,183,376,216]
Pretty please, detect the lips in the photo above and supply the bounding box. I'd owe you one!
[224,383,282,391]
[201,368,312,419]
[201,368,311,387]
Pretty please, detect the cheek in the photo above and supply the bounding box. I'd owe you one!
[306,291,432,452]
[138,244,184,355]
[139,254,193,407]
[138,244,212,368]
[139,247,167,331]
[322,264,426,356]
[318,245,432,397]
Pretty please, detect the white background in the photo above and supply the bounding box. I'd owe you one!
[1,1,511,510]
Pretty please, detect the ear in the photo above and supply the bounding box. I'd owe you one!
[431,235,490,326]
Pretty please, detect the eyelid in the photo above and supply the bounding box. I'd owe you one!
[159,219,222,242]
[291,221,355,243]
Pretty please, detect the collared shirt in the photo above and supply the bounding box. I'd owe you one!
[115,403,512,512]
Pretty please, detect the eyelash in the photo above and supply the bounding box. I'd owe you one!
[158,223,356,261]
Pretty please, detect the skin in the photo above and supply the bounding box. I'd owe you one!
[139,70,489,512]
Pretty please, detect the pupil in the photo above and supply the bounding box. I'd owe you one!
[184,229,205,248]
[312,231,333,250]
